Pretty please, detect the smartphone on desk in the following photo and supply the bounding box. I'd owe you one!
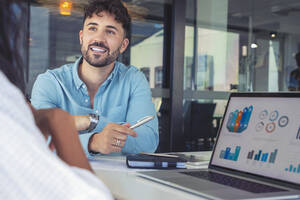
[130,115,154,129]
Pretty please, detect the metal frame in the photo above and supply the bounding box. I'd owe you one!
[168,0,186,151]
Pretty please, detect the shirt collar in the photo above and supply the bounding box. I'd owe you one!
[72,56,120,90]
[72,57,84,90]
[106,61,119,82]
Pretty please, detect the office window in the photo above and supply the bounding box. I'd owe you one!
[130,22,164,89]
[185,0,300,94]
[183,0,300,151]
[155,66,163,88]
[140,67,150,82]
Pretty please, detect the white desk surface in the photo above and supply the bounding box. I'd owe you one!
[90,151,212,200]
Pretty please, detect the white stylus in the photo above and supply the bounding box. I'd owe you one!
[130,115,155,129]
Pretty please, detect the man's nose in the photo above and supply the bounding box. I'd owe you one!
[94,30,107,42]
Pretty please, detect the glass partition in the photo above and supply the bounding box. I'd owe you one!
[184,0,300,151]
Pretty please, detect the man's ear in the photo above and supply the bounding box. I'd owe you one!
[120,38,129,54]
[79,30,83,45]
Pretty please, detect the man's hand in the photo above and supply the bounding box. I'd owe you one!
[88,123,137,154]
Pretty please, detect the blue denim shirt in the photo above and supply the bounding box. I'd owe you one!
[31,57,159,156]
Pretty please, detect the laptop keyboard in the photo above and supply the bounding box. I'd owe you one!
[180,171,287,193]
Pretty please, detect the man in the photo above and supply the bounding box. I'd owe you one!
[289,52,300,91]
[0,0,112,198]
[31,0,159,156]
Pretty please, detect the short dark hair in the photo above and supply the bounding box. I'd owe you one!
[83,0,131,38]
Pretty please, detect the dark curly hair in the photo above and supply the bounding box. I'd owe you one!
[83,0,131,38]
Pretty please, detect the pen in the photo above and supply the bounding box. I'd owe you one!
[130,115,154,129]
[140,152,179,158]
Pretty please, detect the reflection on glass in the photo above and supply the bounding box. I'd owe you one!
[185,0,300,93]
[152,97,162,113]
[155,66,163,88]
[130,23,164,89]
[268,40,279,91]
[185,26,239,92]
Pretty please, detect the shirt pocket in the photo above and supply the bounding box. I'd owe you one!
[107,105,126,122]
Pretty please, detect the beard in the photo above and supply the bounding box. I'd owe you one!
[81,42,121,68]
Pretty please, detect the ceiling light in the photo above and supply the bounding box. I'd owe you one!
[60,0,72,15]
[270,33,277,38]
[251,43,258,48]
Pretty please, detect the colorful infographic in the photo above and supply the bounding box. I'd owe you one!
[247,149,278,164]
[255,110,289,134]
[219,146,241,161]
[226,105,253,133]
[285,163,300,174]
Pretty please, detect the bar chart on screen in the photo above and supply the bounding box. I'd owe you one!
[219,146,241,161]
[285,163,300,174]
[246,149,278,164]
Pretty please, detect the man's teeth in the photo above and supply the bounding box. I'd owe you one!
[91,47,106,52]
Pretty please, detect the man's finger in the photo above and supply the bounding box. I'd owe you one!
[112,133,127,141]
[122,123,130,128]
[111,124,137,137]
[111,138,126,147]
[111,145,122,153]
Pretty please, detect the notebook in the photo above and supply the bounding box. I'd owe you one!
[139,93,300,200]
[126,153,187,169]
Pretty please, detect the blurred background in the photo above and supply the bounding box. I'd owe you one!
[24,0,300,152]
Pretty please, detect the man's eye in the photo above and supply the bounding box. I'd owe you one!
[107,30,115,35]
[89,27,97,31]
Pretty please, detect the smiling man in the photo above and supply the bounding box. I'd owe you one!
[31,0,159,157]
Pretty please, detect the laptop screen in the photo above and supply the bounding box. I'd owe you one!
[211,94,300,185]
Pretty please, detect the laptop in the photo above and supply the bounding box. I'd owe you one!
[139,93,300,200]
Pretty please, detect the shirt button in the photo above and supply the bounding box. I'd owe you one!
[85,99,89,103]
[82,85,86,89]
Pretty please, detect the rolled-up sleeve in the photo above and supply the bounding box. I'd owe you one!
[121,71,159,154]
[31,72,60,109]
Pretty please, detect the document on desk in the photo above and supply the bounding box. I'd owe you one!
[166,153,210,169]
[89,155,157,172]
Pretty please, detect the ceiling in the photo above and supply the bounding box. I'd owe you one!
[30,0,300,40]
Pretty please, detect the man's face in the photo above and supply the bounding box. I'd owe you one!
[79,12,129,68]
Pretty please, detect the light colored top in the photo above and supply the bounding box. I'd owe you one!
[31,57,159,156]
[0,72,113,200]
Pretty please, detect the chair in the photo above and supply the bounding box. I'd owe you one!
[183,101,216,151]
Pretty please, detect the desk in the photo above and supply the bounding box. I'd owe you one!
[91,151,212,200]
